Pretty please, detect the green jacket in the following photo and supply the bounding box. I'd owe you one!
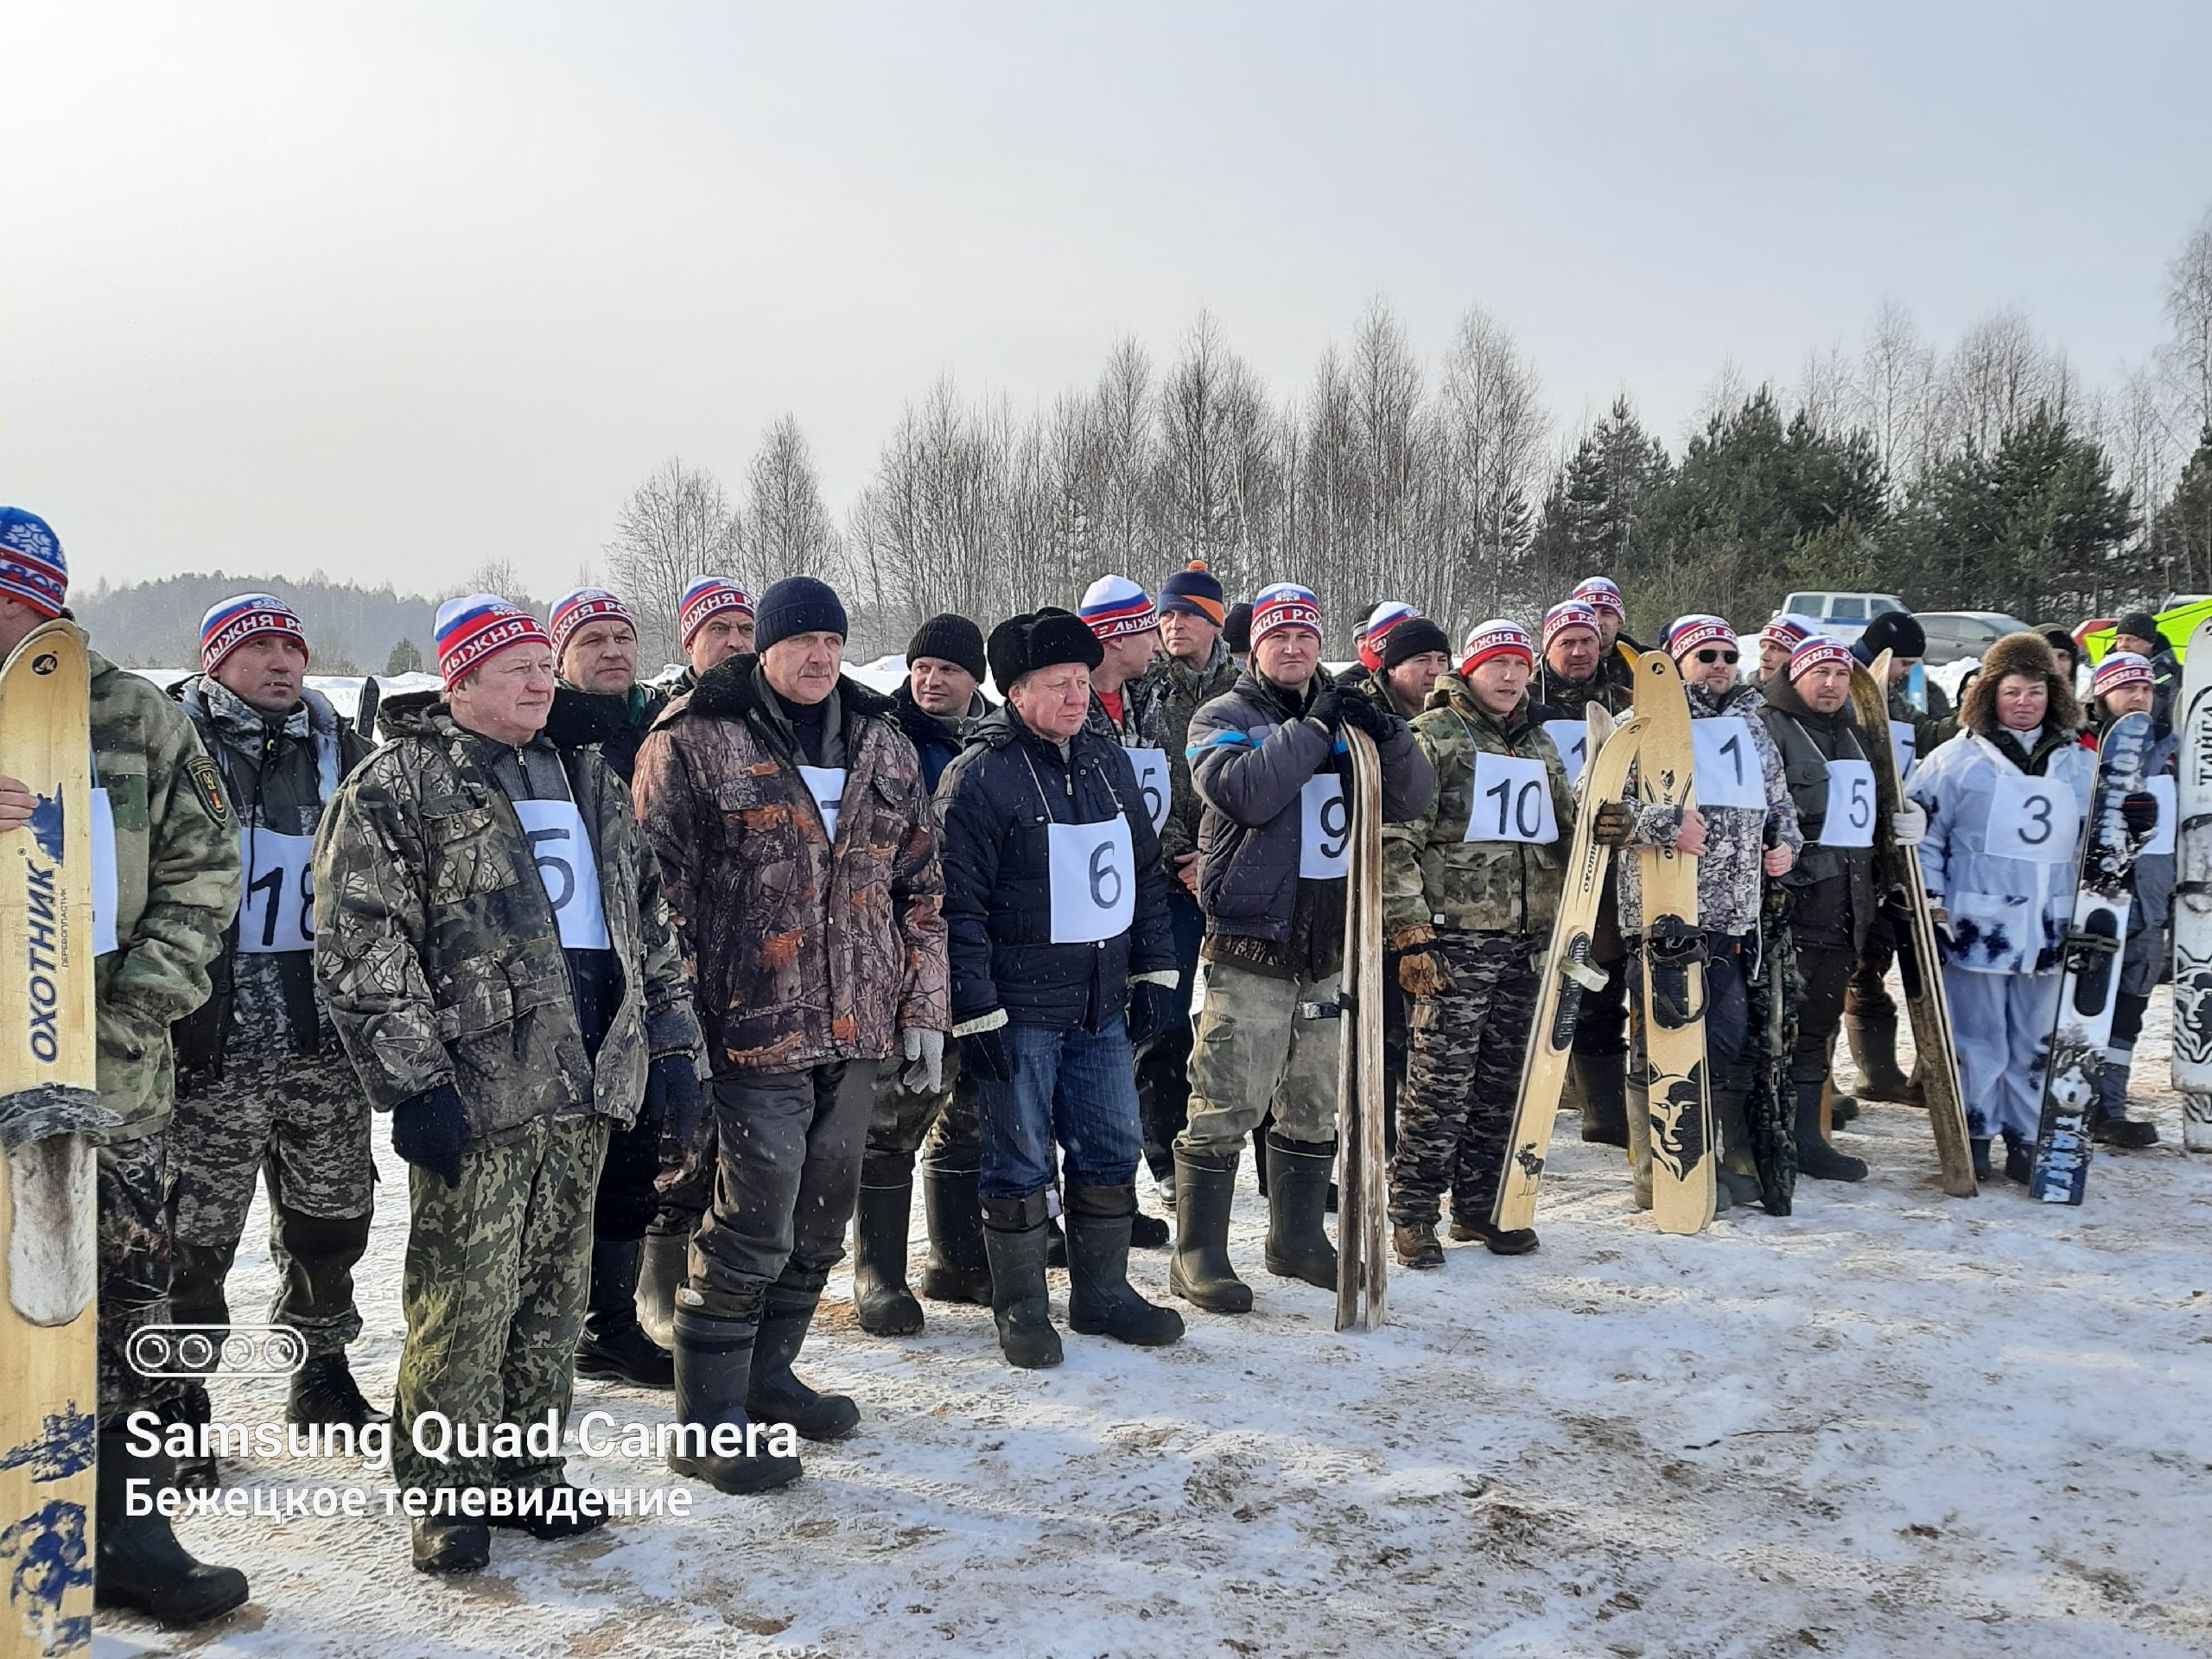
[312,696,700,1141]
[1383,674,1575,941]
[1134,639,1241,866]
[90,645,241,1143]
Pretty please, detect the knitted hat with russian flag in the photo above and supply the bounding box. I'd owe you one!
[678,577,753,651]
[0,507,67,620]
[1665,614,1736,665]
[1571,575,1624,618]
[1357,601,1421,671]
[548,587,634,659]
[1249,582,1322,650]
[200,594,308,673]
[1541,600,1601,652]
[435,594,550,690]
[2091,650,2154,701]
[1786,632,1853,683]
[1078,575,1159,641]
[1759,613,1817,654]
[1459,618,1535,677]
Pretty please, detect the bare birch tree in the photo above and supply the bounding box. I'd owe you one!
[742,416,841,593]
[602,457,744,666]
[2164,206,2212,442]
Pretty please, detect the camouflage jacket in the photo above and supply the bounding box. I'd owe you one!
[1131,640,1240,865]
[633,655,949,1076]
[1384,676,1576,942]
[312,696,700,1140]
[90,643,242,1143]
[1529,658,1631,721]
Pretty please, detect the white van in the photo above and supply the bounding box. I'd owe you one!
[1778,591,1908,644]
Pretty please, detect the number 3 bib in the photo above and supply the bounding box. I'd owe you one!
[1048,815,1135,943]
[1983,769,2081,864]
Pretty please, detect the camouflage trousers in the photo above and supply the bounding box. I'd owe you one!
[1389,933,1541,1229]
[863,1044,980,1187]
[97,1131,175,1423]
[391,1113,607,1493]
[1179,961,1342,1157]
[168,1052,375,1360]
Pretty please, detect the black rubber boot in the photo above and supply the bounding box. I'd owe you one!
[1971,1137,1993,1181]
[634,1231,687,1353]
[918,1158,995,1303]
[575,1238,675,1388]
[2092,1054,2159,1147]
[166,1381,219,1491]
[1130,1209,1170,1249]
[1574,1052,1630,1147]
[747,1288,860,1441]
[1262,1135,1338,1289]
[1828,1090,1861,1125]
[1168,1148,1253,1313]
[1847,1013,1923,1104]
[1450,1216,1540,1254]
[1046,1213,1067,1269]
[95,1421,252,1619]
[287,1352,387,1426]
[2002,1130,2033,1185]
[1063,1183,1184,1346]
[1794,1079,1867,1182]
[667,1306,804,1494]
[851,1157,925,1337]
[1712,1087,1766,1209]
[980,1191,1064,1369]
[1251,1123,1270,1196]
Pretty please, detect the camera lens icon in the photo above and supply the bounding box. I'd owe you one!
[129,1325,308,1378]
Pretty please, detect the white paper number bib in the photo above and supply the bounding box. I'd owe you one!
[1820,759,1876,849]
[1465,751,1558,844]
[1541,720,1591,785]
[512,798,611,948]
[2143,774,2177,857]
[90,786,118,957]
[1047,815,1135,943]
[1690,718,1763,809]
[238,827,318,953]
[1300,774,1350,878]
[798,766,847,842]
[1887,719,1919,783]
[1983,769,2081,865]
[1124,747,1171,834]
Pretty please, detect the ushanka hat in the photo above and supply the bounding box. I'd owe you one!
[200,594,308,672]
[987,607,1103,690]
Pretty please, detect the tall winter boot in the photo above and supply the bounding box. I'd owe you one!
[1712,1087,1765,1209]
[1574,1052,1630,1147]
[747,1287,860,1440]
[1262,1134,1338,1290]
[980,1192,1064,1369]
[166,1380,219,1491]
[96,1420,252,1618]
[1064,1183,1184,1346]
[851,1154,925,1336]
[1794,1078,1867,1182]
[917,1157,995,1304]
[667,1305,804,1493]
[1624,1074,1654,1210]
[1847,1012,1923,1104]
[575,1238,675,1388]
[634,1231,687,1352]
[1167,1147,1253,1313]
[2091,1035,2158,1147]
[271,1210,385,1424]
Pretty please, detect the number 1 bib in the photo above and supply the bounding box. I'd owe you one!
[1541,720,1590,785]
[511,798,612,948]
[1983,769,2081,864]
[1690,718,1763,809]
[1300,774,1350,878]
[1047,814,1135,944]
[1465,751,1558,844]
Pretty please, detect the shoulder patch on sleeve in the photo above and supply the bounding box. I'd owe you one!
[184,753,232,827]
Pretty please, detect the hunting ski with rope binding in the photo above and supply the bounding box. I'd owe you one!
[1334,726,1388,1331]
[2174,614,2212,1154]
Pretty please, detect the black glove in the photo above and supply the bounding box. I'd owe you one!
[644,1053,703,1147]
[2122,791,2158,837]
[1305,683,1346,734]
[392,1082,469,1191]
[957,1019,1016,1084]
[1592,800,1635,847]
[1126,978,1180,1047]
[1337,692,1401,742]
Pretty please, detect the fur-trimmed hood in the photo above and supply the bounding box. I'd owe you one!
[1960,632,2081,741]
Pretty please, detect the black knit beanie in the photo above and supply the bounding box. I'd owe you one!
[906,613,987,681]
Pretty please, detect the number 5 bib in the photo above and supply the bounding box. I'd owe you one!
[1048,814,1135,944]
[512,798,613,947]
[1819,759,1876,849]
[1124,747,1172,834]
[1690,717,1764,809]
[1300,773,1350,878]
[1983,769,2081,864]
[1465,751,1558,844]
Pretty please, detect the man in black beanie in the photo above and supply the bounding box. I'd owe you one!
[1224,601,1254,669]
[849,613,996,1337]
[2112,611,2179,727]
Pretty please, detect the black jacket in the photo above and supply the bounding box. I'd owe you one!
[543,682,668,783]
[935,706,1174,1031]
[1759,674,1878,953]
[893,681,988,795]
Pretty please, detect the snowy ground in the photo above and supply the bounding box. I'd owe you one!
[94,991,2212,1659]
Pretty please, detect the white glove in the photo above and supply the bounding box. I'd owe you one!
[1891,803,1928,847]
[899,1027,945,1095]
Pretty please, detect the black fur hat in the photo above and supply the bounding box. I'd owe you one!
[987,607,1103,691]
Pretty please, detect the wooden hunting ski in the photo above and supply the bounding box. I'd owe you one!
[1334,726,1388,1331]
[0,619,100,1659]
[1493,708,1647,1232]
[1848,653,1975,1198]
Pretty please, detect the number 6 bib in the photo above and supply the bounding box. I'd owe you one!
[1465,751,1557,844]
[1048,815,1136,944]
[1983,769,2081,864]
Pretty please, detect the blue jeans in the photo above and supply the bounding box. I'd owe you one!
[976,1020,1144,1200]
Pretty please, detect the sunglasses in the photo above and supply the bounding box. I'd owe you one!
[1694,649,1740,665]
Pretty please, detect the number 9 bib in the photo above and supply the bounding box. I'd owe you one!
[1048,814,1136,944]
[1982,769,2081,865]
[1300,774,1350,878]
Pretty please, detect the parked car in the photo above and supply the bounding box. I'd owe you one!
[1913,610,2031,667]
[1777,591,1909,643]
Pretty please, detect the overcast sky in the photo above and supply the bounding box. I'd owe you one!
[7,1,2209,598]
